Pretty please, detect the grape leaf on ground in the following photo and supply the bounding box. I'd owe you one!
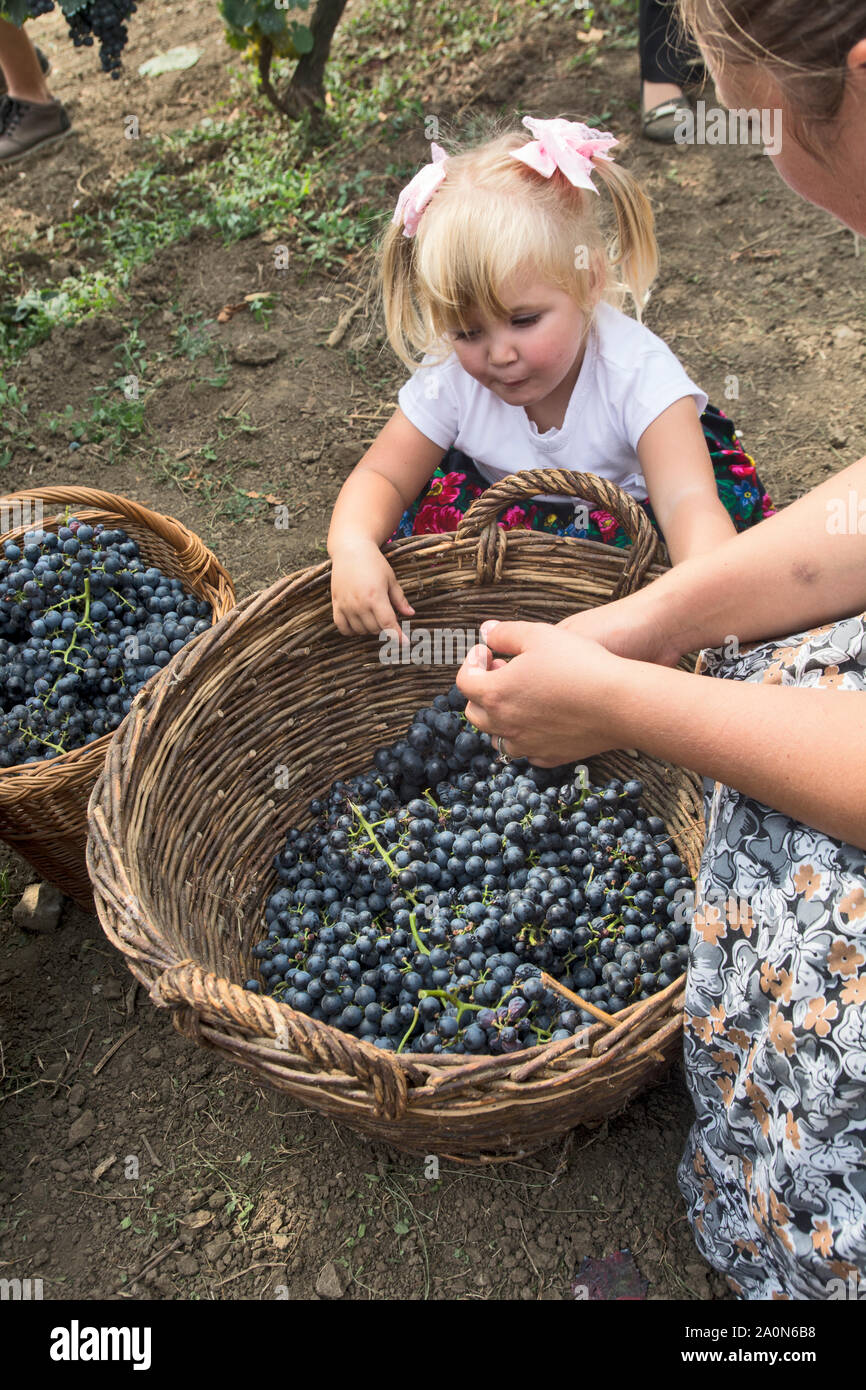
[138,46,202,77]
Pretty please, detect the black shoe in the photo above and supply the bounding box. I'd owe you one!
[0,45,51,97]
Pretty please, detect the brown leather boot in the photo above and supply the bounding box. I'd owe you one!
[0,95,71,167]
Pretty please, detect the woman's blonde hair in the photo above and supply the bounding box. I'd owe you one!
[376,114,659,375]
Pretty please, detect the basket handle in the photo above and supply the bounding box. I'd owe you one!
[454,469,663,597]
[0,485,234,604]
[148,960,410,1121]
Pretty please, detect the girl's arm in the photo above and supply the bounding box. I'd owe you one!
[559,455,866,666]
[328,407,448,549]
[636,396,736,564]
[327,409,448,637]
[458,623,866,849]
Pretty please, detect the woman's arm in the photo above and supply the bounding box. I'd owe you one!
[560,455,866,665]
[636,396,736,563]
[458,623,866,849]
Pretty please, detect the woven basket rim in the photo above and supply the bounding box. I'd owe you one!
[148,956,688,1074]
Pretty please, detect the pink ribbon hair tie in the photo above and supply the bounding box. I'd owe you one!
[391,117,618,238]
[510,116,618,193]
[392,140,449,238]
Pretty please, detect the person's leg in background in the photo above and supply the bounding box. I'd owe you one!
[0,17,71,166]
[639,0,704,142]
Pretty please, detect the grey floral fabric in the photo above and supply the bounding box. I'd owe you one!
[677,616,866,1299]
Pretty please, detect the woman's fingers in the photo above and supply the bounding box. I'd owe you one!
[479,619,541,656]
[457,644,495,709]
[463,699,494,737]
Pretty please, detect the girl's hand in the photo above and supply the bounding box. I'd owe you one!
[331,541,415,638]
[457,619,626,766]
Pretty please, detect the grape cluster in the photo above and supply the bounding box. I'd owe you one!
[25,0,55,16]
[0,516,211,766]
[248,688,693,1055]
[60,0,138,78]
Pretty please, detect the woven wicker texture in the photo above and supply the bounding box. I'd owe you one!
[0,487,236,909]
[87,471,704,1161]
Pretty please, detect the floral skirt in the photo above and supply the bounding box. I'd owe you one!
[678,618,866,1299]
[391,404,774,544]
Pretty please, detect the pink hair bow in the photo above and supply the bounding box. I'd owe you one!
[510,116,618,193]
[392,141,449,238]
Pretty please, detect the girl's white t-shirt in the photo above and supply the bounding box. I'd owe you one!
[397,299,708,504]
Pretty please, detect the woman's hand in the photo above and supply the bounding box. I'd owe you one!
[331,541,415,638]
[556,593,686,667]
[460,618,866,847]
[456,620,626,766]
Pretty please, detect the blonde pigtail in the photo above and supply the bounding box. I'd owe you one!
[591,158,659,323]
[377,216,453,376]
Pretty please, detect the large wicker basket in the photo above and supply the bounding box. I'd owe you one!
[0,487,236,910]
[87,471,704,1161]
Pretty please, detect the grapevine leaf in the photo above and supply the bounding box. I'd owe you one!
[254,6,292,38]
[0,1,37,25]
[58,0,93,15]
[219,0,258,31]
[290,22,314,54]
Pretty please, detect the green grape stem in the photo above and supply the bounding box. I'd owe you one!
[348,800,397,874]
[108,585,135,611]
[407,907,430,957]
[396,1005,420,1055]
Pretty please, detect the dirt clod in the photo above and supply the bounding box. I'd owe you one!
[315,1261,349,1299]
[232,336,283,366]
[203,1233,231,1263]
[13,881,64,934]
[67,1110,96,1148]
[832,324,861,347]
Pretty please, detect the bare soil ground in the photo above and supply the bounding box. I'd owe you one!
[0,0,863,1302]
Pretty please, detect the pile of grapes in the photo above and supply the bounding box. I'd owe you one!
[249,688,693,1056]
[0,517,211,766]
[22,1,138,78]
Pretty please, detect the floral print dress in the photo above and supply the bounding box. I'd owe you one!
[391,405,774,544]
[678,616,866,1299]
